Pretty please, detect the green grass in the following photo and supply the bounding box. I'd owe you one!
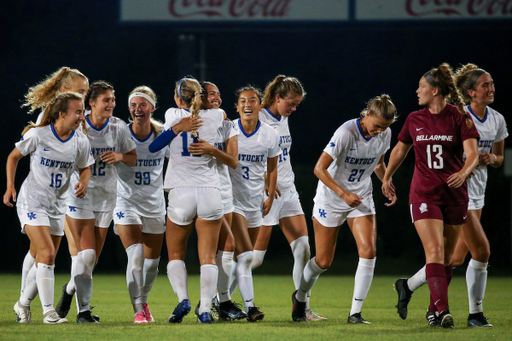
[1,274,511,340]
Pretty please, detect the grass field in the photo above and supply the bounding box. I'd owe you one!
[1,274,510,341]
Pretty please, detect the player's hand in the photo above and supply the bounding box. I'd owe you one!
[340,191,362,207]
[3,187,16,207]
[478,152,494,167]
[174,116,203,133]
[265,184,281,199]
[447,172,466,188]
[189,139,214,156]
[262,197,274,216]
[74,181,88,199]
[101,151,122,164]
[384,193,397,207]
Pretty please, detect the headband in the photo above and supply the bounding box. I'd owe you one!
[177,78,200,101]
[128,92,156,108]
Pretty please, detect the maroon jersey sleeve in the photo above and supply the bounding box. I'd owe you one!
[398,112,414,144]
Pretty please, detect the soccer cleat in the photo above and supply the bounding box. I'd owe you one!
[305,307,327,321]
[426,311,440,327]
[143,303,154,323]
[133,311,148,324]
[246,306,265,322]
[394,278,412,320]
[291,290,307,322]
[90,306,100,322]
[77,310,100,323]
[197,312,215,324]
[439,311,454,329]
[44,310,68,324]
[168,299,191,323]
[217,301,248,321]
[56,284,74,318]
[347,313,371,324]
[13,301,32,323]
[467,312,493,327]
[211,296,221,320]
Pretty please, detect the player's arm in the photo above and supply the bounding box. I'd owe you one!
[381,141,412,199]
[149,116,203,153]
[448,137,479,188]
[189,135,239,169]
[74,166,92,199]
[263,155,278,216]
[101,148,137,167]
[314,151,362,207]
[374,154,397,206]
[484,139,505,168]
[4,147,24,207]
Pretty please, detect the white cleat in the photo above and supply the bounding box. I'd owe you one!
[43,310,68,324]
[14,301,32,323]
[306,307,327,321]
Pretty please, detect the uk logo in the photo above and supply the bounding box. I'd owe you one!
[116,211,125,219]
[329,142,335,147]
[69,206,77,212]
[27,212,36,220]
[319,209,327,218]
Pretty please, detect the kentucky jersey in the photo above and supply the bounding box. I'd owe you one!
[215,119,238,200]
[229,119,281,211]
[314,118,391,210]
[16,125,94,217]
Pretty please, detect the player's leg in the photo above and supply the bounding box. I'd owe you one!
[141,229,164,323]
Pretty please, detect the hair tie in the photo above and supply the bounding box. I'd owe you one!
[128,92,156,108]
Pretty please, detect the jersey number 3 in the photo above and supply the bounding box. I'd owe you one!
[426,144,443,169]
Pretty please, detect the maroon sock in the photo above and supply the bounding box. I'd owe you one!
[445,264,453,287]
[426,263,449,313]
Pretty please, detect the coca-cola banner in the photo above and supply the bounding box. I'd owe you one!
[357,0,512,20]
[120,0,349,22]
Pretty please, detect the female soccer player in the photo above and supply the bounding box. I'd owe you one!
[18,67,89,303]
[393,64,506,328]
[229,86,280,322]
[251,75,324,321]
[7,92,94,324]
[113,86,167,323]
[149,77,229,324]
[382,63,480,329]
[60,81,137,323]
[291,94,397,324]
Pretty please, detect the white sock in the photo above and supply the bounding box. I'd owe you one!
[251,250,266,270]
[20,264,38,307]
[36,263,55,314]
[350,257,376,316]
[142,257,160,304]
[236,251,255,311]
[75,249,96,313]
[67,255,78,295]
[229,260,238,296]
[167,260,188,302]
[296,258,326,302]
[407,265,427,292]
[216,251,233,303]
[467,259,488,314]
[290,236,310,290]
[20,251,35,299]
[199,264,218,314]
[126,243,144,313]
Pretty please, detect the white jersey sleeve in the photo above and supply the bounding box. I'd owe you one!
[215,120,238,201]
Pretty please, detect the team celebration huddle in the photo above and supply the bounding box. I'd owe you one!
[4,61,505,329]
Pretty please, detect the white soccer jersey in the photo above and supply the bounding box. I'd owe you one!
[466,105,508,200]
[15,125,94,217]
[68,112,137,211]
[115,126,168,218]
[163,108,224,190]
[214,120,238,201]
[314,118,391,210]
[259,108,295,190]
[229,119,281,211]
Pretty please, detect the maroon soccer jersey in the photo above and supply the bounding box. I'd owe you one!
[398,104,479,205]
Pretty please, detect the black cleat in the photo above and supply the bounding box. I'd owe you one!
[394,278,412,320]
[246,306,264,322]
[439,310,454,329]
[347,313,371,324]
[426,311,440,327]
[77,310,99,323]
[291,290,307,322]
[56,284,73,318]
[467,312,493,327]
[218,301,248,321]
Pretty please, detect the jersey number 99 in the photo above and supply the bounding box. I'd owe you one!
[135,171,151,185]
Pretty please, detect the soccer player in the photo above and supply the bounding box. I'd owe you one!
[292,94,397,324]
[58,81,137,323]
[394,64,506,328]
[229,86,280,322]
[113,86,167,323]
[6,92,94,324]
[251,75,324,321]
[149,77,228,324]
[382,63,480,328]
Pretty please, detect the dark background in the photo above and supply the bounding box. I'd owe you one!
[1,1,511,275]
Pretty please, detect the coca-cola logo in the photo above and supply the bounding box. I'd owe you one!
[168,0,291,18]
[406,0,512,17]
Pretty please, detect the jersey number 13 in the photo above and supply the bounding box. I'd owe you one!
[426,144,443,169]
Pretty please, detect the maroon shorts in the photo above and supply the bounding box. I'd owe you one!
[409,203,468,225]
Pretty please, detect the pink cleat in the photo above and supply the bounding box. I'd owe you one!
[143,303,154,323]
[133,311,148,324]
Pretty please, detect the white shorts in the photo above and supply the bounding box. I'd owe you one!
[233,208,263,229]
[66,206,113,228]
[222,194,235,215]
[312,198,375,228]
[167,187,223,225]
[262,186,304,226]
[113,209,165,235]
[468,197,484,211]
[17,207,64,236]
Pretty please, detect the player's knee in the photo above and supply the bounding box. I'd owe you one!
[473,245,491,263]
[37,249,56,265]
[314,255,333,270]
[291,236,310,262]
[82,249,97,269]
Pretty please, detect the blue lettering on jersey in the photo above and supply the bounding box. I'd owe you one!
[27,212,36,220]
[478,139,494,150]
[238,154,265,162]
[136,158,162,167]
[279,135,292,144]
[344,156,376,165]
[40,157,75,169]
[90,147,116,156]
[214,142,226,151]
